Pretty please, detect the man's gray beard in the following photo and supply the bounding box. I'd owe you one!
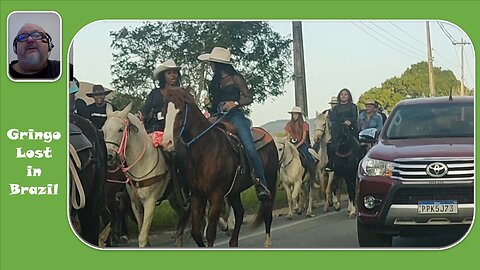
[22,53,43,66]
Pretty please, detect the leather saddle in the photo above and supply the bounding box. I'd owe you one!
[69,123,93,152]
[208,117,273,151]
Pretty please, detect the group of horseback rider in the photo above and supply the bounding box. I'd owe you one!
[70,47,386,208]
[285,87,386,179]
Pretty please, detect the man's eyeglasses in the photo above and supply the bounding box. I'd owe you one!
[15,32,47,42]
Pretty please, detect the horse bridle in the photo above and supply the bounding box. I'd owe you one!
[177,103,228,147]
[104,116,159,180]
[278,141,295,168]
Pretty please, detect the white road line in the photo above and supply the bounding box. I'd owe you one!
[213,209,347,247]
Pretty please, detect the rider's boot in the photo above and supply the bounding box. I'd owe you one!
[254,177,271,202]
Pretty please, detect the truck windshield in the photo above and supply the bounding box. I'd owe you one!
[385,102,474,139]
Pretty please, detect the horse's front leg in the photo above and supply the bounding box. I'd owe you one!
[206,191,225,247]
[126,186,144,235]
[137,197,156,247]
[306,179,315,218]
[227,194,244,247]
[345,175,357,218]
[190,195,207,247]
[292,179,303,215]
[168,194,190,247]
[283,182,294,220]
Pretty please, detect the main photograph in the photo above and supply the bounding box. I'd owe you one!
[67,20,475,249]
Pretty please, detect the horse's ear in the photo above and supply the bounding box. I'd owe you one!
[106,103,113,116]
[121,103,133,117]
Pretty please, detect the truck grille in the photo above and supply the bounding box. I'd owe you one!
[392,186,474,204]
[391,158,474,182]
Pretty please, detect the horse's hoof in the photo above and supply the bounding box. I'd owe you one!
[119,235,128,244]
[349,212,356,219]
[286,215,293,220]
[334,206,341,211]
[306,213,315,218]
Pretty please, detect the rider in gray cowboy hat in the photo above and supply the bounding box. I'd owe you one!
[86,84,114,130]
[198,47,271,202]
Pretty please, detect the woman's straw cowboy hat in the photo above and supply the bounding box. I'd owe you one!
[153,59,182,81]
[198,47,232,65]
[328,96,338,104]
[364,100,377,106]
[288,106,304,114]
[86,84,112,97]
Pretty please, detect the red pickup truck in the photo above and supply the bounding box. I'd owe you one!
[356,96,474,247]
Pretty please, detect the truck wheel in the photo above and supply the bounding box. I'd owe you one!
[357,220,393,247]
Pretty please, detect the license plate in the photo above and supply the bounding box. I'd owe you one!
[417,200,458,214]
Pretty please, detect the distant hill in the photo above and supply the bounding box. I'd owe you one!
[261,118,318,137]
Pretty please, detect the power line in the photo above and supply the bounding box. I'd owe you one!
[437,22,458,44]
[389,21,426,47]
[389,21,455,71]
[464,47,474,89]
[361,21,426,59]
[370,21,426,56]
[351,21,422,61]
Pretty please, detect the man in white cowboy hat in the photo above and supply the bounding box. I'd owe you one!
[139,59,182,133]
[198,46,272,202]
[86,84,114,130]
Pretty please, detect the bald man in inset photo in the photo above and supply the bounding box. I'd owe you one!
[9,23,60,79]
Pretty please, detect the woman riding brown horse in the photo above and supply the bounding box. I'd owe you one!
[161,87,278,247]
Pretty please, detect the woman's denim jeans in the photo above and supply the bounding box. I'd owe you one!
[224,109,267,185]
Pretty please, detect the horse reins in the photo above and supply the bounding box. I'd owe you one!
[69,144,86,209]
[178,103,228,147]
[105,116,159,182]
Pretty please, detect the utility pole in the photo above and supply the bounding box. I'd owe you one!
[292,21,308,117]
[426,21,435,97]
[460,39,464,96]
[453,38,471,96]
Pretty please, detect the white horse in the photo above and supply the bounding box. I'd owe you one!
[275,137,316,219]
[313,112,341,212]
[103,103,171,247]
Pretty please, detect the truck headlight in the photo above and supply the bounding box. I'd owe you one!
[361,157,395,177]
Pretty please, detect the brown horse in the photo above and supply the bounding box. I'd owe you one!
[161,88,278,248]
[69,113,107,246]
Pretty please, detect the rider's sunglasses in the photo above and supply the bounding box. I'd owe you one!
[15,32,47,42]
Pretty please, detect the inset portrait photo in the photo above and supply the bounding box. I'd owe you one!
[7,11,62,81]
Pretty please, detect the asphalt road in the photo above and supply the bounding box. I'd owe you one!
[113,201,469,249]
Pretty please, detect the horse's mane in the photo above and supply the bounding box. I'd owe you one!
[164,87,196,106]
[314,113,331,145]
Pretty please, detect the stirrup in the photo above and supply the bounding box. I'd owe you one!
[254,178,271,202]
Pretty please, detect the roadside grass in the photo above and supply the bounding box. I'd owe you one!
[128,184,290,232]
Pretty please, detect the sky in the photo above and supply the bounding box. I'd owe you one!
[73,20,475,126]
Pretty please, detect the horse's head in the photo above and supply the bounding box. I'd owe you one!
[161,87,197,152]
[314,113,331,144]
[103,103,141,168]
[275,136,299,163]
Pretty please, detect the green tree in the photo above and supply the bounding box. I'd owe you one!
[109,21,292,112]
[359,62,472,112]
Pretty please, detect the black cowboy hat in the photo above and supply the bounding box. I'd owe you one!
[86,84,112,97]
